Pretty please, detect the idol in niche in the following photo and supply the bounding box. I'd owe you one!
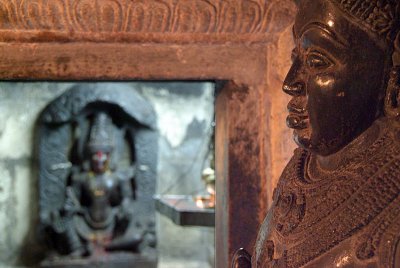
[235,0,400,267]
[37,85,158,265]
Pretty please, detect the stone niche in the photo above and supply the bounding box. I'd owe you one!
[0,82,215,268]
[38,84,159,267]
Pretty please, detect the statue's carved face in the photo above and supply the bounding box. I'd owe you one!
[91,151,110,174]
[284,0,390,155]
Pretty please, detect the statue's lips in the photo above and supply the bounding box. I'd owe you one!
[287,101,308,129]
[287,114,308,129]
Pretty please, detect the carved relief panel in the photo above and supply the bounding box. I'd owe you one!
[37,84,158,266]
[0,0,282,43]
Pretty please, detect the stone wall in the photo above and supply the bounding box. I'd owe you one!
[0,82,214,267]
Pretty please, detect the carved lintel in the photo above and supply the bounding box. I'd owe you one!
[0,0,294,43]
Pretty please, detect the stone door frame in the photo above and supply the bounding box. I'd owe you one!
[0,1,295,267]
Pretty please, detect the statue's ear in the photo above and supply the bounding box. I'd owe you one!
[384,67,400,118]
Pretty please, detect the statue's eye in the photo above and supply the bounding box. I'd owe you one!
[306,52,332,69]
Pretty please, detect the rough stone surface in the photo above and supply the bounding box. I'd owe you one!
[0,83,71,266]
[0,82,215,267]
[0,83,69,159]
[140,82,215,264]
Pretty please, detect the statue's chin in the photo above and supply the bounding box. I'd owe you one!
[294,129,348,157]
[294,131,337,156]
[293,128,311,150]
[293,129,336,156]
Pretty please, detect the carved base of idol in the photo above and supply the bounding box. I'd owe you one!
[41,252,158,268]
[37,85,158,266]
[252,118,400,267]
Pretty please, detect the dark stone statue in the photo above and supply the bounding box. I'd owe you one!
[51,112,140,256]
[235,0,400,267]
[37,84,158,266]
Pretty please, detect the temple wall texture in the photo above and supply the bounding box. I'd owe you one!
[0,82,214,267]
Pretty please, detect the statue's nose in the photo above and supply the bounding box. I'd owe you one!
[282,58,305,96]
[282,82,305,96]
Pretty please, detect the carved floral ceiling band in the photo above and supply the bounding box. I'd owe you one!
[0,0,296,43]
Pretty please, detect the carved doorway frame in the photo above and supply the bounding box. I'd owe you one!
[0,1,295,267]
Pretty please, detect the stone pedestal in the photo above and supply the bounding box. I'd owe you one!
[41,252,157,268]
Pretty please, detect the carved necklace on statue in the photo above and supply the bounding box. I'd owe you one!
[271,119,400,267]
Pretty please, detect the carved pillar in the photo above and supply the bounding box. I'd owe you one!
[216,81,269,267]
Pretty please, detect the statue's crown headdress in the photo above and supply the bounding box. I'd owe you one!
[329,0,400,41]
[87,112,114,153]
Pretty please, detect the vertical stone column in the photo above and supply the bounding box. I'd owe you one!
[214,2,297,265]
[216,81,269,268]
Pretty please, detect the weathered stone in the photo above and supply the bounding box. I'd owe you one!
[13,164,32,251]
[140,83,214,148]
[0,84,70,159]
